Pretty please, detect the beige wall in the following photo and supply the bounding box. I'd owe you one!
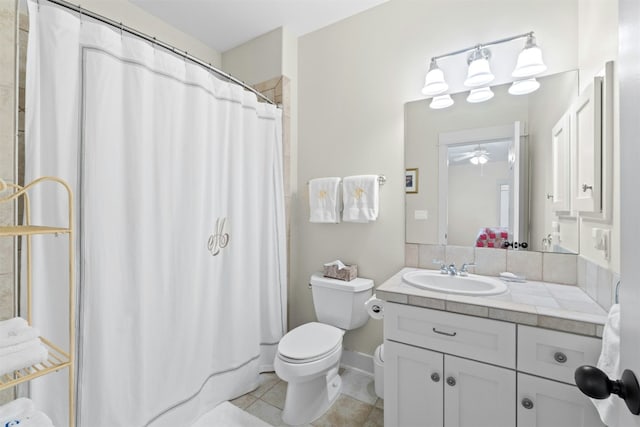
[222,28,283,85]
[296,0,580,356]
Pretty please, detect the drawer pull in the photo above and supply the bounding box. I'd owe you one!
[433,327,457,337]
[554,352,568,363]
[446,377,456,387]
[431,373,440,382]
[521,398,534,410]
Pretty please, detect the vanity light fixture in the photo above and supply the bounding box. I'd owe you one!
[430,94,454,109]
[467,86,494,103]
[422,58,448,96]
[421,31,546,108]
[464,47,495,87]
[508,77,541,95]
[512,34,547,78]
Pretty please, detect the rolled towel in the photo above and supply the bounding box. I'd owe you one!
[17,410,55,427]
[0,317,28,336]
[309,177,342,223]
[0,341,48,377]
[0,337,44,357]
[0,398,36,424]
[342,175,379,223]
[0,325,40,349]
[592,304,621,426]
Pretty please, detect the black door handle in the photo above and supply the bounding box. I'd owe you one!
[575,365,640,415]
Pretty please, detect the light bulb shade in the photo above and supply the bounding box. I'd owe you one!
[509,78,540,95]
[467,87,494,103]
[512,38,547,77]
[470,154,488,165]
[464,57,495,87]
[422,68,448,96]
[430,94,454,110]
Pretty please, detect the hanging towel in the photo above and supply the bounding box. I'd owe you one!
[592,303,620,426]
[342,175,379,223]
[308,177,342,223]
[0,398,36,425]
[0,341,48,376]
[0,324,40,349]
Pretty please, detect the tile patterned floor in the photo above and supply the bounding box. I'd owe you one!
[231,368,383,427]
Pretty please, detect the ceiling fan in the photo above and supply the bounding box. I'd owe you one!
[453,145,490,165]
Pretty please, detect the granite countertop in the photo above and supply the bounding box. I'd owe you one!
[376,267,608,338]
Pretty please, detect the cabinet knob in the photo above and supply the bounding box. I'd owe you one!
[431,373,440,383]
[575,365,640,415]
[446,376,456,387]
[521,398,534,410]
[582,183,593,192]
[554,352,568,363]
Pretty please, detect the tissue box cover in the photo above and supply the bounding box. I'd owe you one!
[323,264,358,281]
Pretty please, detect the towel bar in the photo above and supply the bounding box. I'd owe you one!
[307,175,386,186]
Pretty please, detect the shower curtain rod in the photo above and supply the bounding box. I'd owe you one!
[39,0,278,106]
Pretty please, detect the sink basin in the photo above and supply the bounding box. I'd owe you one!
[402,270,508,296]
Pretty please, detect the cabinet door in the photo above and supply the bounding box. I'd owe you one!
[572,78,603,213]
[384,340,444,427]
[518,373,605,427]
[551,113,571,213]
[444,355,515,427]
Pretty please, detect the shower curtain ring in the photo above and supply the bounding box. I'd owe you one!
[119,22,123,39]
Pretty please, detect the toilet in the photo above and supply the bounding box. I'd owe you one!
[274,273,373,425]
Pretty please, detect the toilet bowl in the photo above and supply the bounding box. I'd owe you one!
[274,275,373,425]
[275,322,344,425]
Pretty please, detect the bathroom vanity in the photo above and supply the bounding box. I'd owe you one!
[378,268,606,427]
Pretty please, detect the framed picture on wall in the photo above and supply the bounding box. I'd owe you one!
[405,168,418,193]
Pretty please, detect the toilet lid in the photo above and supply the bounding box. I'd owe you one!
[278,322,344,361]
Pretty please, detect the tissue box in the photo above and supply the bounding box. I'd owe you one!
[323,264,358,281]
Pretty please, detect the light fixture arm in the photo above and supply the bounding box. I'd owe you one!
[431,31,535,62]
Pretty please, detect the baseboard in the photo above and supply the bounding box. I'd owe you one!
[340,349,375,375]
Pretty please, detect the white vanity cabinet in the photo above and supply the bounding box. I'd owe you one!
[385,340,515,427]
[518,373,604,427]
[384,302,604,427]
[517,325,604,427]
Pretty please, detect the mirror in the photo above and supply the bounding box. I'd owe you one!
[405,70,579,253]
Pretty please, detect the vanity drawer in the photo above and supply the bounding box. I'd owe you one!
[517,325,602,385]
[384,302,516,368]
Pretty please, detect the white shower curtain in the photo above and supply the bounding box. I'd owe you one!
[25,1,286,426]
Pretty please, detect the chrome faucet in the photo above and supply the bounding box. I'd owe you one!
[432,259,448,274]
[447,264,458,276]
[459,262,476,276]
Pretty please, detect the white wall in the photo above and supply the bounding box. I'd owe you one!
[296,0,579,355]
[577,0,620,272]
[71,0,221,67]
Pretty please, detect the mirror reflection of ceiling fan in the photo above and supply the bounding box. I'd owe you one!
[453,145,490,165]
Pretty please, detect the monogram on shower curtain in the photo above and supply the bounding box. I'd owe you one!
[24,1,286,426]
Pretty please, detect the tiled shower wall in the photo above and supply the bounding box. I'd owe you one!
[0,0,17,404]
[405,243,619,311]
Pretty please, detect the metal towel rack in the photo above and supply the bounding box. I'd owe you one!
[307,175,387,186]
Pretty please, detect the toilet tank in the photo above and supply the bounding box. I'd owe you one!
[310,274,374,330]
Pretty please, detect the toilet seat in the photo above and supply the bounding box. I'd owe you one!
[278,322,344,364]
